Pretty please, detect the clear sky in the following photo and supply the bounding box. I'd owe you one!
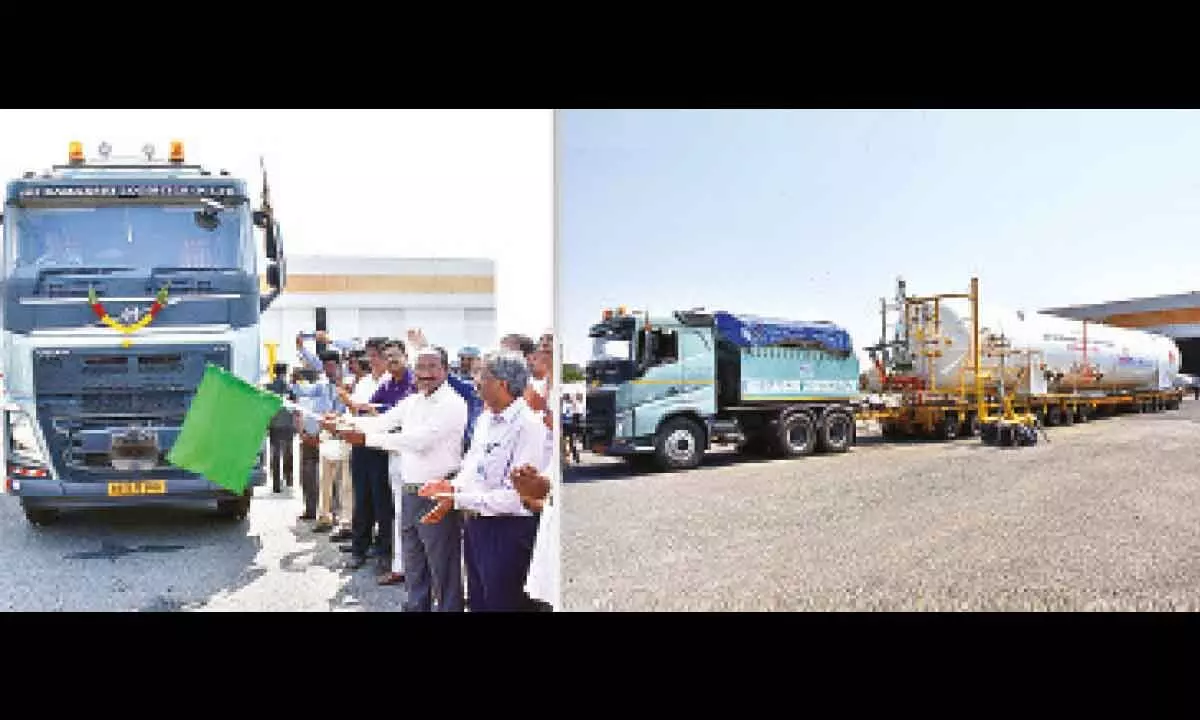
[0,109,554,340]
[558,109,1200,366]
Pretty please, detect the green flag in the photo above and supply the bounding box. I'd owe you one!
[167,363,283,494]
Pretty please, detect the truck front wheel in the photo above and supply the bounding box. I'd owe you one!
[655,417,704,471]
[216,490,253,521]
[23,505,60,527]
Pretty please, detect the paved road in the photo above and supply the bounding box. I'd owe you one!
[0,483,407,612]
[561,399,1200,611]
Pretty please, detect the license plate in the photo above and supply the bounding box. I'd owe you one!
[591,443,607,455]
[107,480,167,497]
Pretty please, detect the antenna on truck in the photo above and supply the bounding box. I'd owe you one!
[259,155,273,219]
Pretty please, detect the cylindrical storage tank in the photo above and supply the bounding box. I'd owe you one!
[909,304,1180,394]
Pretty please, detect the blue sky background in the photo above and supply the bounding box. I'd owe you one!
[558,109,1200,366]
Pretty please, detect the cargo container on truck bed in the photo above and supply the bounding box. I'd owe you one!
[584,307,860,470]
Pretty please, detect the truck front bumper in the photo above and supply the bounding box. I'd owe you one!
[9,470,263,510]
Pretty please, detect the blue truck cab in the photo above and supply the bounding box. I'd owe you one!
[584,307,860,470]
[0,141,287,525]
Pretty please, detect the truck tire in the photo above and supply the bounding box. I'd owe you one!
[818,410,854,453]
[958,413,979,438]
[938,414,959,442]
[654,417,704,471]
[777,411,816,458]
[216,490,253,521]
[23,505,60,526]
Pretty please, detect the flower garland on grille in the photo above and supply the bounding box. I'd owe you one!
[87,285,171,334]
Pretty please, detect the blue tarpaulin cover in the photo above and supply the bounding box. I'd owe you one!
[712,311,853,354]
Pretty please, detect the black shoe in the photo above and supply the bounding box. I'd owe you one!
[345,554,367,570]
[298,513,316,521]
[330,529,353,542]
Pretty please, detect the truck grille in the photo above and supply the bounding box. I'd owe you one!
[31,344,233,477]
[585,389,615,445]
[34,345,230,393]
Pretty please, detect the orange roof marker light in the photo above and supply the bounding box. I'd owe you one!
[602,309,614,320]
[169,140,185,163]
[68,141,84,164]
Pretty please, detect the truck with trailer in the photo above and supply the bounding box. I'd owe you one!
[0,140,287,525]
[862,277,1184,445]
[583,306,860,470]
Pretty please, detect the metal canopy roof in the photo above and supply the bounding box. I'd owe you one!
[1041,291,1200,322]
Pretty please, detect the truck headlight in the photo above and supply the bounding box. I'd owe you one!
[615,411,631,436]
[7,410,49,470]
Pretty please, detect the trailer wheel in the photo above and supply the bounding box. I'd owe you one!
[1077,405,1091,423]
[818,410,854,453]
[216,489,253,521]
[777,412,817,458]
[1045,406,1062,426]
[655,416,705,471]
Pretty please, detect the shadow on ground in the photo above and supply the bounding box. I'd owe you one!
[16,505,263,612]
[278,520,407,611]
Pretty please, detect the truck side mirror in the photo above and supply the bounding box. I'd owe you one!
[265,262,282,290]
[641,329,656,369]
[264,221,280,261]
[253,210,269,229]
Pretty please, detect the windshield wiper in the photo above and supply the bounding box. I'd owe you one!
[150,266,240,274]
[37,266,135,278]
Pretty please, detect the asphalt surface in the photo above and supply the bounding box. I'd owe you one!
[561,398,1200,611]
[0,478,407,612]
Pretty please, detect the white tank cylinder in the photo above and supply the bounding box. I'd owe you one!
[909,304,1180,394]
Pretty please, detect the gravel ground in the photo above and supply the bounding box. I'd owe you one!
[561,398,1200,611]
[0,481,408,612]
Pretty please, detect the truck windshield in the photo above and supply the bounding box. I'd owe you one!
[591,338,632,362]
[4,204,250,279]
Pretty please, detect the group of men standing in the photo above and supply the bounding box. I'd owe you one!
[264,330,557,612]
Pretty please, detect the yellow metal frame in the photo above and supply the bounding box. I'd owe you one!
[265,341,279,379]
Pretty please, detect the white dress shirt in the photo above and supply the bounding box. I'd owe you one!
[524,459,559,608]
[350,371,388,410]
[527,378,555,470]
[452,397,549,517]
[351,381,468,488]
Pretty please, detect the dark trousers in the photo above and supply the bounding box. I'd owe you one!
[298,440,320,517]
[401,493,464,612]
[268,428,294,491]
[462,514,540,612]
[350,446,393,557]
